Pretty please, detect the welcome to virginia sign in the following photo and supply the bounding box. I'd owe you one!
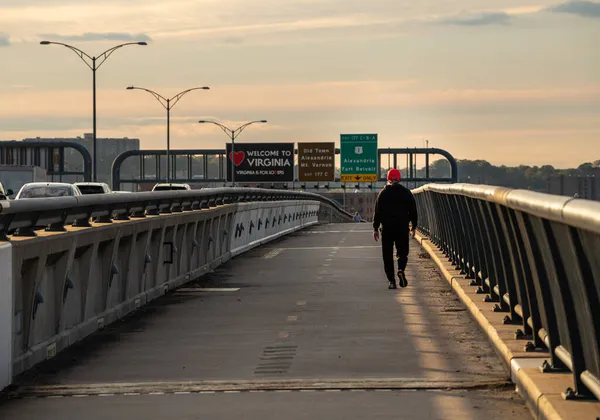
[226,142,295,182]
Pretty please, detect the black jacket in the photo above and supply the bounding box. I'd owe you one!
[372,183,418,232]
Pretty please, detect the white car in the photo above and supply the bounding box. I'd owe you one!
[74,182,111,195]
[152,183,191,191]
[15,182,82,199]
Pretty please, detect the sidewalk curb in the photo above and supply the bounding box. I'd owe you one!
[414,233,600,420]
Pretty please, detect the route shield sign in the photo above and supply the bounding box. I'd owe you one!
[340,134,378,182]
[226,142,294,182]
[298,142,335,182]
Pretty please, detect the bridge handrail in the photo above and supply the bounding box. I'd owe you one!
[412,183,600,234]
[413,183,600,401]
[0,187,353,238]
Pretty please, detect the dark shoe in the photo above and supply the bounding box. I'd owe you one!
[398,270,408,288]
[388,281,397,289]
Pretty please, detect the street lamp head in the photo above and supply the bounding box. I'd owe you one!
[198,120,209,123]
[40,41,51,45]
[201,87,210,90]
[126,86,135,90]
[260,120,267,123]
[137,42,148,46]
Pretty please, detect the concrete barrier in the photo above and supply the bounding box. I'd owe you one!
[1,198,330,388]
[0,243,12,390]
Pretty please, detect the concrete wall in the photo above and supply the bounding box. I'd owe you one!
[2,199,325,387]
[0,243,12,390]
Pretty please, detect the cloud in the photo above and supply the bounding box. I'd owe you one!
[3,83,600,121]
[37,32,152,42]
[548,1,600,18]
[438,11,512,26]
[0,33,10,46]
[223,36,244,44]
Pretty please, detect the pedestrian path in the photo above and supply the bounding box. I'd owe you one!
[0,224,530,420]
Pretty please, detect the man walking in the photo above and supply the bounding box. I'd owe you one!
[372,168,418,289]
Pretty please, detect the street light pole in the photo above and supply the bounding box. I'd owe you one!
[167,104,171,181]
[197,120,267,186]
[230,130,235,187]
[127,86,210,183]
[40,40,147,182]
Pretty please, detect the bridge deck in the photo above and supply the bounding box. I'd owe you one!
[0,224,530,419]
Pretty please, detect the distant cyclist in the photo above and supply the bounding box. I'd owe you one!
[372,169,418,289]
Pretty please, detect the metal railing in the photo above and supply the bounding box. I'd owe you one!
[0,188,354,240]
[413,184,600,401]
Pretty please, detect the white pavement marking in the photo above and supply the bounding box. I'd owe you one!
[296,301,307,306]
[299,231,372,234]
[278,246,378,250]
[176,288,240,293]
[263,248,284,259]
[287,316,298,322]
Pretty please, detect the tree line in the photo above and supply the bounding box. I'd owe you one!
[422,159,600,191]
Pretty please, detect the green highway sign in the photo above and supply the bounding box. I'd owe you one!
[340,134,378,182]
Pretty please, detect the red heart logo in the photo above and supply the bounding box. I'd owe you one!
[229,151,245,166]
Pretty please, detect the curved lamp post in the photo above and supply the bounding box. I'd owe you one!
[40,40,147,181]
[127,86,210,183]
[197,120,267,186]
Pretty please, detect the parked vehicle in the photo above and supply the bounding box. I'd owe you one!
[15,182,81,199]
[152,183,191,191]
[74,182,111,195]
[0,181,13,200]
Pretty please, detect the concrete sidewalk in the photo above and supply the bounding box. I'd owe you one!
[416,232,600,420]
[0,224,530,419]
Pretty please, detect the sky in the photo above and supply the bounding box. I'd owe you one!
[0,0,599,168]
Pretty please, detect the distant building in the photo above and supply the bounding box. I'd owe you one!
[318,189,378,221]
[0,165,48,197]
[23,133,140,188]
[548,172,599,201]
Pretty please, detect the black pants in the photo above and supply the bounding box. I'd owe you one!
[381,225,409,282]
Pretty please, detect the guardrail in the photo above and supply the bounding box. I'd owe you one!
[0,187,352,239]
[0,188,353,390]
[412,184,600,401]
